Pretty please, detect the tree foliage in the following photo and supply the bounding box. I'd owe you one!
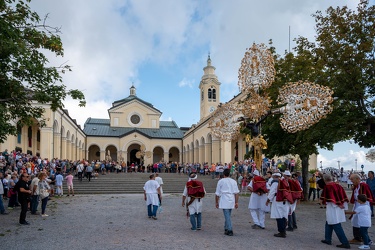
[261,40,338,198]
[312,0,375,147]
[0,0,85,143]
[255,0,375,197]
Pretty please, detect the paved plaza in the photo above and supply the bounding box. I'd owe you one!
[1,192,373,250]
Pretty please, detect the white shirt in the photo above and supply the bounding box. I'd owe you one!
[215,177,239,209]
[354,203,371,227]
[2,178,8,188]
[77,164,84,172]
[55,174,63,186]
[30,177,40,195]
[144,180,160,194]
[143,180,160,206]
[155,176,164,194]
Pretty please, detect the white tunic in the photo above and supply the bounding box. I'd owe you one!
[183,186,205,214]
[326,202,348,225]
[351,185,362,227]
[155,176,164,194]
[143,180,160,206]
[248,180,268,211]
[215,177,239,209]
[290,200,297,213]
[267,181,289,219]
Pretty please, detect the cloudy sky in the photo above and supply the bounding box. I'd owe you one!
[28,0,375,171]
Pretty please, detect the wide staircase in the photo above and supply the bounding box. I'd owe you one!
[62,172,219,194]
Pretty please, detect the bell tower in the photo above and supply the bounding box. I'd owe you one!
[199,54,221,120]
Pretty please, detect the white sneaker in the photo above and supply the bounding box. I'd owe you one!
[358,245,370,249]
[41,214,49,217]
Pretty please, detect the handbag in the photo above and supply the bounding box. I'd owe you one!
[39,181,50,199]
[7,189,14,198]
[40,189,49,199]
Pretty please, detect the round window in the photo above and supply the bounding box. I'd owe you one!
[130,114,140,124]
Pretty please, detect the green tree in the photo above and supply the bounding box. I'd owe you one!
[0,0,85,143]
[262,40,340,199]
[312,0,375,148]
[258,0,375,197]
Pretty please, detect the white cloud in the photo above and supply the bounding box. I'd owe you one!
[178,78,194,88]
[64,99,110,128]
[318,147,370,172]
[26,0,363,131]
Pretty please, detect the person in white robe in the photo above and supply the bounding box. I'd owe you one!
[266,173,290,238]
[320,174,350,249]
[248,170,268,229]
[143,174,161,220]
[155,173,163,205]
[182,173,206,231]
[215,169,239,236]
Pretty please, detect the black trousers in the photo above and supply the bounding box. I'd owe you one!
[19,198,28,223]
[87,172,92,181]
[353,226,362,241]
[78,172,83,181]
[276,217,287,233]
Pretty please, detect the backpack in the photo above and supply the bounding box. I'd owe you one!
[186,180,205,199]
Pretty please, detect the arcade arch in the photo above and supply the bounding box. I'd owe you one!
[88,144,100,161]
[168,146,180,163]
[105,145,118,162]
[127,143,141,165]
[153,146,164,163]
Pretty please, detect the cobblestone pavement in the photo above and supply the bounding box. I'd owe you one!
[0,193,373,250]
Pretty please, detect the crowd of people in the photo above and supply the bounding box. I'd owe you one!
[175,164,375,250]
[2,148,375,249]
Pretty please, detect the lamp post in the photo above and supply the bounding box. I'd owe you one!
[337,160,340,172]
[355,159,357,172]
[320,161,322,170]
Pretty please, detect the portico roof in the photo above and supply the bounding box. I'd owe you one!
[83,119,185,139]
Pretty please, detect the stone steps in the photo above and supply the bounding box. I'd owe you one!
[61,173,219,194]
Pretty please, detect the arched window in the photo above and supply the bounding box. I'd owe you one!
[208,87,216,101]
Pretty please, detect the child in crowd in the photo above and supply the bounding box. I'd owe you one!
[346,194,372,250]
[65,172,74,196]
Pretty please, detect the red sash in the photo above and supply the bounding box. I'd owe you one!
[321,182,349,205]
[350,182,374,205]
[276,179,293,203]
[288,179,303,201]
[252,176,268,194]
[186,180,205,199]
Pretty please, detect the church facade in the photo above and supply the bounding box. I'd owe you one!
[0,56,317,169]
